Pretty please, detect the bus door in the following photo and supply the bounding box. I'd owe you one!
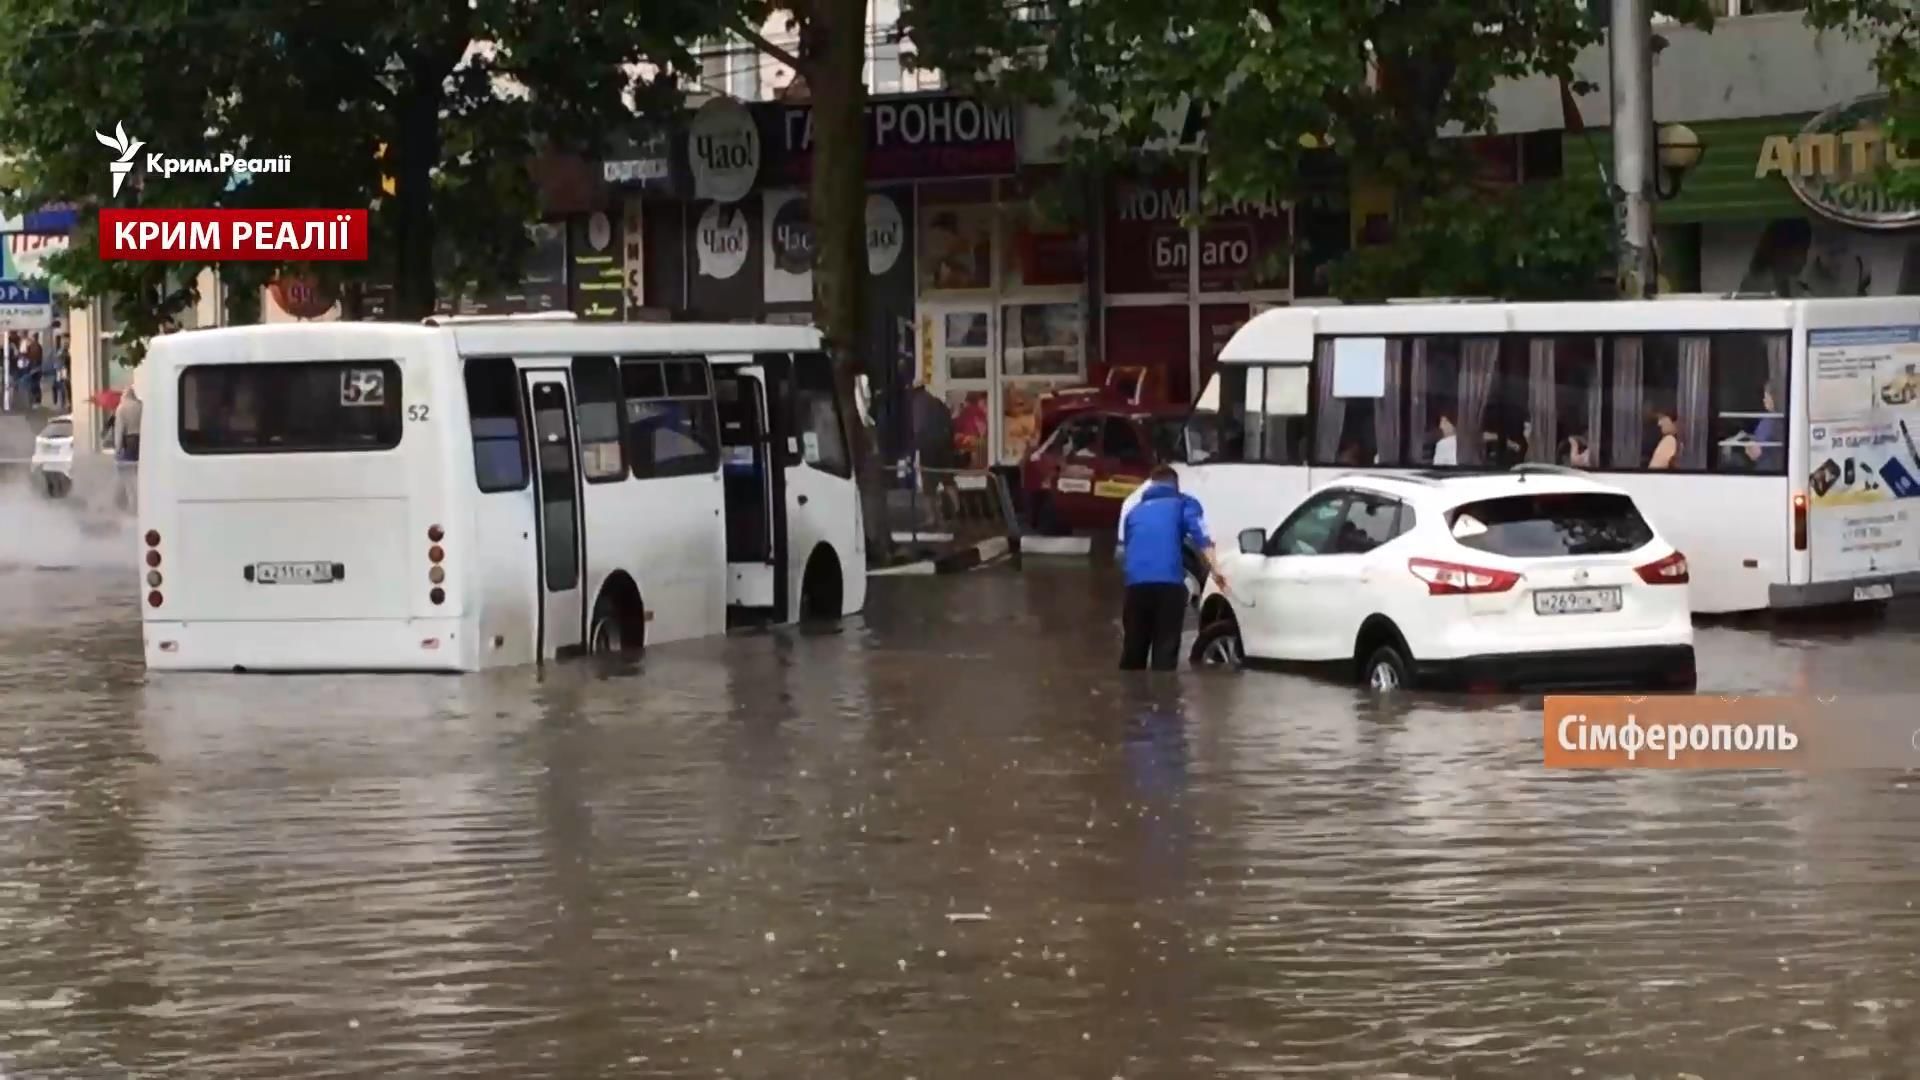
[715,363,788,620]
[524,372,586,658]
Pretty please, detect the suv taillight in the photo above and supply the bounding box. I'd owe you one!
[1635,551,1689,585]
[1408,558,1519,595]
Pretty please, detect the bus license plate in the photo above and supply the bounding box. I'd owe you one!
[1533,587,1622,615]
[254,561,337,585]
[1854,583,1894,602]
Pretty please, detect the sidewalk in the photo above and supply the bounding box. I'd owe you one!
[0,410,44,461]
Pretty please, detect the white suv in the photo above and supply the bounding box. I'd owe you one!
[1191,468,1696,692]
[29,413,74,498]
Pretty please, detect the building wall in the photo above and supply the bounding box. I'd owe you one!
[1487,12,1882,134]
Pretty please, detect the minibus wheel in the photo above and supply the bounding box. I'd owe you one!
[800,547,844,621]
[589,578,645,655]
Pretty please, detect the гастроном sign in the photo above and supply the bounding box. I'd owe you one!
[1756,94,1920,231]
[764,94,1018,183]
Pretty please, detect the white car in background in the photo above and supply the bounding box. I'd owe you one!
[29,413,73,498]
[1190,467,1697,692]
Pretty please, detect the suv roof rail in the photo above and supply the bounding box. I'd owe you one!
[1329,470,1440,487]
[422,312,579,326]
[1510,463,1588,477]
[1654,291,1778,301]
[1384,296,1497,305]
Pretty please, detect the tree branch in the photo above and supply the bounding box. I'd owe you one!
[728,15,809,78]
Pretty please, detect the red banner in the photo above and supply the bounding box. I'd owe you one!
[98,209,369,261]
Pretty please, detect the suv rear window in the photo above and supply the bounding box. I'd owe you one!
[1447,492,1654,557]
[179,361,404,454]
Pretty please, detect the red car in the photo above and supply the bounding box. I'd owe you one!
[1021,402,1187,534]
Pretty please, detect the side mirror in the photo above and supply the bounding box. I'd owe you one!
[1237,528,1266,555]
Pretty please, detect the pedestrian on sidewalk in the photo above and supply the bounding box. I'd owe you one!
[1118,464,1224,672]
[43,334,68,409]
[23,332,44,408]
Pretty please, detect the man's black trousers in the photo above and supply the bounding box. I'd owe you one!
[1119,583,1188,671]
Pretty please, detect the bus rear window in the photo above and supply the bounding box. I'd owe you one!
[179,361,403,454]
[1447,492,1654,557]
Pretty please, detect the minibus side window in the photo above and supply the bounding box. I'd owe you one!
[622,358,720,479]
[791,351,851,478]
[464,357,528,493]
[571,355,627,483]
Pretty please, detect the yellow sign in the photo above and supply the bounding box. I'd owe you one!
[919,313,934,386]
[1095,477,1145,499]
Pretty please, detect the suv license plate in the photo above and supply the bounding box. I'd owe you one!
[1854,583,1894,602]
[254,561,337,585]
[1534,587,1622,615]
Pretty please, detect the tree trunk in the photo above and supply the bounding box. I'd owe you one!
[392,69,442,321]
[802,0,894,565]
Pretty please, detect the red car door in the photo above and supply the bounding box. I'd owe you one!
[1092,415,1155,520]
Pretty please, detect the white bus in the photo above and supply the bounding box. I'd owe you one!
[137,318,867,672]
[1180,297,1920,615]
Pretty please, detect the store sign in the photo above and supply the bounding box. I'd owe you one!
[5,232,67,281]
[0,278,51,330]
[866,193,905,275]
[1103,172,1289,293]
[765,190,909,302]
[570,209,624,320]
[766,94,1018,182]
[623,195,645,310]
[764,190,815,303]
[602,131,678,193]
[689,97,760,204]
[695,202,750,280]
[269,274,336,319]
[1757,95,1920,231]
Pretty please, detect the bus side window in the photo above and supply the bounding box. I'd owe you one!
[571,355,627,483]
[792,351,851,477]
[464,356,528,493]
[623,358,720,479]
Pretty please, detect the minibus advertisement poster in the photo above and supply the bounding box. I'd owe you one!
[1805,325,1920,580]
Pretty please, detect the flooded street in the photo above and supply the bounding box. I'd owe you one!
[4,559,1920,1078]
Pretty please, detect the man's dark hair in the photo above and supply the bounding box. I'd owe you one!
[1149,464,1179,487]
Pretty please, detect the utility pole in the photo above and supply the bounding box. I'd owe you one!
[1609,0,1657,298]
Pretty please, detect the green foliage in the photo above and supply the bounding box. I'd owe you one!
[1326,179,1617,302]
[0,0,716,357]
[1804,0,1920,202]
[903,0,1713,299]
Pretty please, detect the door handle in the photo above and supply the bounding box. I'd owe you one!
[797,495,809,505]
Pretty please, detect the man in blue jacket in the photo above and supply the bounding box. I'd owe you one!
[1119,465,1224,671]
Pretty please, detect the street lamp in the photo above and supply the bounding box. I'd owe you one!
[1652,122,1705,200]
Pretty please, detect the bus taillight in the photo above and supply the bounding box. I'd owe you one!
[1792,492,1807,551]
[145,530,163,607]
[428,524,445,543]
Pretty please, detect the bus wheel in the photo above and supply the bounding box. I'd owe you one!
[589,580,644,655]
[800,547,843,621]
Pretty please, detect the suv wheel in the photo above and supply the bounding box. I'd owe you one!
[1361,643,1411,692]
[1190,618,1244,669]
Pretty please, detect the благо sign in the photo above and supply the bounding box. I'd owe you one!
[1756,94,1919,230]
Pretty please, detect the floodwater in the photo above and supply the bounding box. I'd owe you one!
[4,553,1920,1078]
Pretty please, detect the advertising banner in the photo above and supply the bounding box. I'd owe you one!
[1805,325,1920,582]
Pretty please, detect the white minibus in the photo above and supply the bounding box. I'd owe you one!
[1179,297,1920,615]
[138,317,866,671]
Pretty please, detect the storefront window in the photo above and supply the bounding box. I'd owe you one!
[919,183,995,292]
[998,302,1083,465]
[1000,171,1084,288]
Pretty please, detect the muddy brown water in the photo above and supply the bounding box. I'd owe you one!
[2,560,1919,1078]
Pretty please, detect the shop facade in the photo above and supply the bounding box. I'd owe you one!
[1565,93,1920,296]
